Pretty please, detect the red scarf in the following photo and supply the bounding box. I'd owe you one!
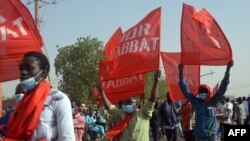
[200,84,212,104]
[106,113,134,140]
[6,81,50,140]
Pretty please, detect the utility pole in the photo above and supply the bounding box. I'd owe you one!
[34,0,40,28]
[33,0,57,83]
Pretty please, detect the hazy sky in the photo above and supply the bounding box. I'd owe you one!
[2,0,250,98]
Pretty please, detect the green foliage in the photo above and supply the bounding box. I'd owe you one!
[144,72,167,100]
[54,36,104,103]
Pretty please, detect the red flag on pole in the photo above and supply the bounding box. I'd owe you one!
[98,60,145,105]
[99,74,145,105]
[0,0,43,82]
[104,27,123,60]
[181,3,232,66]
[161,52,200,101]
[102,7,161,80]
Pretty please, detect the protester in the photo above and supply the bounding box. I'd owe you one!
[72,100,85,141]
[0,84,26,139]
[85,107,106,140]
[6,51,75,141]
[97,70,160,141]
[79,103,88,116]
[232,99,238,123]
[94,109,107,132]
[219,97,233,141]
[242,96,249,125]
[181,101,195,141]
[236,97,246,125]
[178,60,233,141]
[159,92,181,141]
[150,99,161,141]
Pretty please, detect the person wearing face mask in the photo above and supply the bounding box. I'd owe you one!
[5,51,75,141]
[0,84,26,139]
[178,60,233,141]
[96,70,161,141]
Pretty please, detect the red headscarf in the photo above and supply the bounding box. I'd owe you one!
[6,81,50,140]
[199,84,212,104]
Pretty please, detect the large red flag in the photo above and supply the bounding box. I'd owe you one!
[102,7,161,80]
[98,60,145,105]
[101,74,145,105]
[161,52,200,101]
[181,3,232,66]
[104,27,123,60]
[0,0,43,82]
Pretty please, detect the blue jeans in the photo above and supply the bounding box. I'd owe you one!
[90,125,105,139]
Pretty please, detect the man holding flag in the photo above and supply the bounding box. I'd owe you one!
[96,70,160,141]
[178,60,233,141]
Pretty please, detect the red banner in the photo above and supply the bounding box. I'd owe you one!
[104,27,123,60]
[101,74,145,105]
[102,7,161,80]
[161,52,200,101]
[0,0,43,82]
[181,3,232,66]
[98,60,145,105]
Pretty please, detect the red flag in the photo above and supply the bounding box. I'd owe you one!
[102,7,161,80]
[99,74,145,105]
[181,3,232,66]
[92,87,101,98]
[104,27,123,60]
[0,0,43,82]
[99,60,145,105]
[99,59,113,82]
[161,52,200,101]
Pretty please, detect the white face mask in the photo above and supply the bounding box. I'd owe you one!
[199,93,208,100]
[15,93,24,103]
[20,70,43,91]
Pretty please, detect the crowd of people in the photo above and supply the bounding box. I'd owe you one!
[0,51,247,141]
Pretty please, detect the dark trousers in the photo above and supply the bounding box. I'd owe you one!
[165,127,179,141]
[184,130,195,141]
[151,127,159,141]
[244,116,250,125]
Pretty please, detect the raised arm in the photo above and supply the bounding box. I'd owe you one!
[148,70,161,102]
[210,60,234,106]
[178,64,196,105]
[97,83,112,110]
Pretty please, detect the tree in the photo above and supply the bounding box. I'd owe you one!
[54,36,104,103]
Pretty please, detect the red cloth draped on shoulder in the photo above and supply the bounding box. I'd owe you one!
[6,81,50,140]
[106,113,134,140]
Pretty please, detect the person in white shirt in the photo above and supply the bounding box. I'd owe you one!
[224,97,233,124]
[6,51,75,141]
[236,97,246,125]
